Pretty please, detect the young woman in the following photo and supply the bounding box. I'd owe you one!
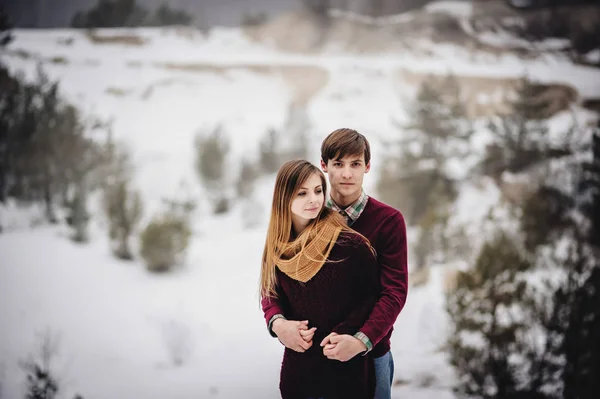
[260,160,380,399]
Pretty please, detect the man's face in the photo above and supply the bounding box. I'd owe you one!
[320,154,370,202]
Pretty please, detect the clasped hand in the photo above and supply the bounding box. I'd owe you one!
[272,319,366,362]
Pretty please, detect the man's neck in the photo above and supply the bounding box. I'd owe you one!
[330,190,361,209]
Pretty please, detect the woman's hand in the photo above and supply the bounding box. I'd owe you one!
[272,319,317,352]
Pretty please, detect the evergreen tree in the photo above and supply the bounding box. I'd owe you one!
[449,117,600,398]
[148,3,194,26]
[447,231,544,398]
[378,75,471,269]
[0,5,12,47]
[559,129,600,399]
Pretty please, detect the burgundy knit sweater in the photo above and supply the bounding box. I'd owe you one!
[268,232,380,399]
[263,197,408,359]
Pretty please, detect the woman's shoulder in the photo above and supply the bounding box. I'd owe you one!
[335,230,372,250]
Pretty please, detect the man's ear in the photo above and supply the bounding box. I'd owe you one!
[320,160,328,173]
[365,161,371,173]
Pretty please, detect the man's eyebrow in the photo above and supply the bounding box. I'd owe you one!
[333,158,363,162]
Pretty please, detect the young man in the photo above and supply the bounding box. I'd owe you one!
[261,128,408,399]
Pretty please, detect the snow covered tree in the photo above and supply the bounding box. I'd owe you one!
[283,103,311,161]
[482,78,572,179]
[259,128,280,175]
[447,230,546,398]
[379,74,471,225]
[146,3,194,26]
[449,122,600,398]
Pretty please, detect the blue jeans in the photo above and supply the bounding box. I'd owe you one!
[374,351,395,399]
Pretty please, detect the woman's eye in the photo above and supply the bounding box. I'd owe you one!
[297,192,306,196]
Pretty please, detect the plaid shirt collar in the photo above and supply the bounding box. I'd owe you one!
[326,189,369,226]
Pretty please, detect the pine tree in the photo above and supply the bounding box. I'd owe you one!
[447,231,543,398]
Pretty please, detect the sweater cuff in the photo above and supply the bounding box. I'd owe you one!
[354,332,373,355]
[268,314,287,337]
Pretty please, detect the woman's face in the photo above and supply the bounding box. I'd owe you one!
[290,173,324,222]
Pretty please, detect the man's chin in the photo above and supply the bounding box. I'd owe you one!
[336,186,358,196]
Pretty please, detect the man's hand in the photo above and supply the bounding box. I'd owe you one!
[320,333,366,362]
[272,319,316,353]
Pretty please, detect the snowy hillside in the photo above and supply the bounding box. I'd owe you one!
[1,3,600,398]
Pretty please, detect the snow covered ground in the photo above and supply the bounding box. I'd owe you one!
[1,6,599,398]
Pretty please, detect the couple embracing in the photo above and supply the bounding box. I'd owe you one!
[260,128,408,399]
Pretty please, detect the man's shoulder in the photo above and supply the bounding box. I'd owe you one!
[365,196,404,220]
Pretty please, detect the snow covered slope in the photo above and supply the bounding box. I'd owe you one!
[1,8,599,398]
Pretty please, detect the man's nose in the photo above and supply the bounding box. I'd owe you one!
[342,167,352,178]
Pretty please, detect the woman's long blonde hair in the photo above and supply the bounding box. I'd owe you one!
[260,160,370,299]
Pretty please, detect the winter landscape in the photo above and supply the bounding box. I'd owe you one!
[1,1,599,398]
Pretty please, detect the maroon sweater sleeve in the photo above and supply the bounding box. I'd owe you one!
[261,290,285,337]
[359,211,408,346]
[331,239,380,335]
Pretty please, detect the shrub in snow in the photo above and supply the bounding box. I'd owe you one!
[101,139,143,260]
[194,126,231,214]
[140,212,191,272]
[236,158,260,199]
[103,179,143,260]
[64,177,91,243]
[19,329,83,399]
